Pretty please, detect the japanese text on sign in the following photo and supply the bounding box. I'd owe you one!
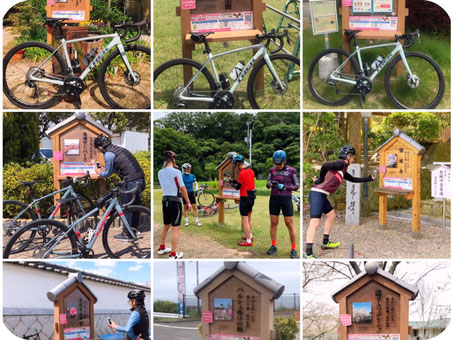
[431,165,451,198]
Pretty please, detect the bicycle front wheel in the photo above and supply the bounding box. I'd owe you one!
[3,200,38,253]
[308,48,359,106]
[3,41,67,109]
[3,219,78,259]
[247,54,300,109]
[99,45,151,109]
[197,191,215,207]
[153,58,217,109]
[385,51,445,109]
[102,205,151,259]
[69,194,99,232]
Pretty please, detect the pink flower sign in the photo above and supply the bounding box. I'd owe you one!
[202,310,213,323]
[340,313,352,326]
[181,0,196,10]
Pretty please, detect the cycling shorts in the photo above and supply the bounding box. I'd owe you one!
[309,190,333,218]
[162,198,182,226]
[183,191,196,205]
[269,195,293,217]
[239,196,255,216]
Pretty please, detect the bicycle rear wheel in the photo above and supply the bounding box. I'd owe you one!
[197,191,215,207]
[307,48,359,106]
[3,219,78,259]
[102,205,150,259]
[3,41,67,109]
[247,54,300,109]
[98,45,151,109]
[3,200,38,253]
[153,58,217,109]
[68,194,99,233]
[384,51,445,109]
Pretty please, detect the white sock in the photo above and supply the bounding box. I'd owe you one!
[250,233,253,239]
[195,218,199,222]
[246,238,252,243]
[185,217,189,222]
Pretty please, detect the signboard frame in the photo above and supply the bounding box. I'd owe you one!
[310,0,338,35]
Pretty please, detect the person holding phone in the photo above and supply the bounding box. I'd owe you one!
[108,290,149,340]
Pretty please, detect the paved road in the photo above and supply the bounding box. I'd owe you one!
[154,320,200,340]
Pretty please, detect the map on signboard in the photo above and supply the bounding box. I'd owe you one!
[352,0,372,13]
[310,0,338,35]
[373,0,393,13]
[349,16,397,31]
[383,177,413,190]
[190,12,253,33]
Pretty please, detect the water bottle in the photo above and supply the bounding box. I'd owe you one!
[219,72,230,89]
[229,60,245,80]
[371,54,385,70]
[82,48,98,66]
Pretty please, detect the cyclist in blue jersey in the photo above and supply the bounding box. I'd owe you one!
[182,163,202,227]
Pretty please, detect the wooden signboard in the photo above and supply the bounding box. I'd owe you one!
[341,0,408,51]
[374,129,425,233]
[216,156,240,225]
[46,0,92,23]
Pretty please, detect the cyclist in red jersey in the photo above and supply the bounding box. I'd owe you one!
[230,154,256,247]
[304,145,375,259]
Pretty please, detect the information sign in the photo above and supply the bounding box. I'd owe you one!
[202,310,213,323]
[190,12,253,33]
[383,177,412,190]
[181,0,196,10]
[210,334,261,340]
[63,327,90,340]
[349,16,397,31]
[348,335,400,340]
[352,0,372,13]
[310,0,338,35]
[431,165,451,199]
[177,262,186,317]
[340,314,352,326]
[373,0,393,13]
[52,10,85,21]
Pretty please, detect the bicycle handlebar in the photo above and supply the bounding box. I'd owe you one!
[395,29,420,49]
[113,18,148,43]
[62,172,91,187]
[256,29,290,54]
[118,184,141,207]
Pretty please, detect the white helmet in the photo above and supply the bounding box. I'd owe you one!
[182,163,191,169]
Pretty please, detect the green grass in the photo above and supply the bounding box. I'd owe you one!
[153,0,300,109]
[303,25,451,109]
[153,189,300,258]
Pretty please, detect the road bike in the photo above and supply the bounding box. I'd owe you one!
[154,30,300,109]
[196,184,215,208]
[3,17,150,109]
[3,180,150,259]
[307,29,445,109]
[3,173,97,253]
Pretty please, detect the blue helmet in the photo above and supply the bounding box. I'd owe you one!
[232,154,245,164]
[273,150,287,164]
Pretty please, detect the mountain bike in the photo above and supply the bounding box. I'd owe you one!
[307,29,445,109]
[154,30,300,109]
[197,184,215,208]
[3,173,97,253]
[3,180,150,259]
[3,17,150,109]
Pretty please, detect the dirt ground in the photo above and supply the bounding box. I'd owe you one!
[302,207,451,259]
[153,223,252,259]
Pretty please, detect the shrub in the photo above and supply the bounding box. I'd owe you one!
[274,316,299,340]
[154,300,178,313]
[406,0,450,34]
[8,0,47,42]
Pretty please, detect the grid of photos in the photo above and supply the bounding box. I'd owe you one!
[0,0,452,340]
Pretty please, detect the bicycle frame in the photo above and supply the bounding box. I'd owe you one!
[330,41,416,85]
[179,43,284,103]
[28,33,138,84]
[41,197,135,258]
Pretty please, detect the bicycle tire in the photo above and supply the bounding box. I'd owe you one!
[197,191,215,208]
[98,44,151,109]
[307,48,360,106]
[3,41,67,109]
[247,53,300,109]
[384,51,445,109]
[102,205,151,259]
[3,200,38,253]
[153,58,217,109]
[3,219,78,259]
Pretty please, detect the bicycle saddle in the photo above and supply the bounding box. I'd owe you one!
[56,196,81,205]
[344,29,362,38]
[114,18,148,29]
[20,181,39,186]
[96,192,115,209]
[190,31,214,43]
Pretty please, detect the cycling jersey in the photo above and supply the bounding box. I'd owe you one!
[266,165,299,196]
[158,167,185,197]
[311,160,373,195]
[182,173,197,193]
[116,305,150,340]
[237,167,255,197]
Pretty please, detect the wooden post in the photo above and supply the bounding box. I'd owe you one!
[412,154,422,232]
[400,295,409,340]
[338,297,347,340]
[379,194,387,225]
[219,200,225,225]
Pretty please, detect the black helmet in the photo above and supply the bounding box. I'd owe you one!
[128,289,145,302]
[94,134,111,148]
[163,150,177,160]
[339,145,356,159]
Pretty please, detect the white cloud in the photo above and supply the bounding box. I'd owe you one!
[85,268,114,277]
[95,260,117,268]
[129,264,143,272]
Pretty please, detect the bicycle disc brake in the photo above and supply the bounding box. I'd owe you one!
[406,74,420,89]
[212,90,235,109]
[124,71,141,86]
[271,79,288,95]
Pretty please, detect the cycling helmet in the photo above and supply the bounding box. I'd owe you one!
[232,154,245,164]
[93,134,111,148]
[163,151,177,160]
[128,289,146,302]
[339,145,356,159]
[182,163,192,169]
[273,150,287,164]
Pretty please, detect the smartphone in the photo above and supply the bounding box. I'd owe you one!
[107,317,112,325]
[96,162,102,169]
[373,169,377,177]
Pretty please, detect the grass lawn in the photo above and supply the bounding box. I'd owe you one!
[153,188,301,259]
[303,25,451,109]
[153,0,300,109]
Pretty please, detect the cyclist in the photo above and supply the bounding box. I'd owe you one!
[230,154,255,247]
[304,145,375,259]
[94,134,145,241]
[182,163,202,227]
[109,289,150,340]
[157,151,192,259]
[265,150,299,259]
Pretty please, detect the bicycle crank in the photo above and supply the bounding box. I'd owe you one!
[63,76,85,108]
[211,90,235,109]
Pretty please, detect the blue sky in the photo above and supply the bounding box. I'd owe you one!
[48,260,151,287]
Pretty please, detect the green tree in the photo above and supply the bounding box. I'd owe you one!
[8,0,47,43]
[3,112,40,164]
[90,112,150,133]
[90,0,130,27]
[39,113,73,140]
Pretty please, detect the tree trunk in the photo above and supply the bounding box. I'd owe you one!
[347,113,362,164]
